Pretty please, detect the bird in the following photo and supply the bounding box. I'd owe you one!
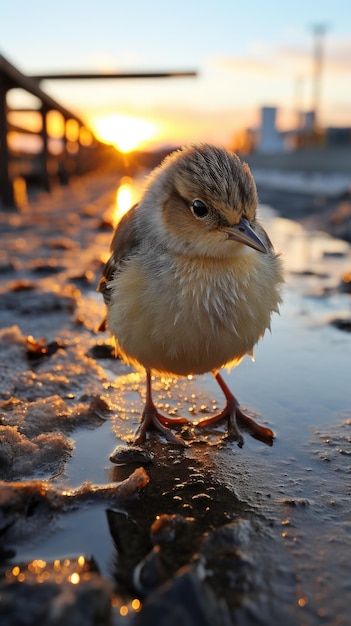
[98,144,284,447]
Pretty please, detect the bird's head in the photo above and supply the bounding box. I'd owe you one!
[144,144,269,259]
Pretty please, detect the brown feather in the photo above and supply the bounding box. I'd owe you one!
[97,203,140,305]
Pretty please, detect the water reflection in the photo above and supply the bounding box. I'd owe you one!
[261,205,350,278]
[261,206,351,326]
[113,176,139,227]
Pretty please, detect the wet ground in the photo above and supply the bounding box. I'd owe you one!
[0,169,351,625]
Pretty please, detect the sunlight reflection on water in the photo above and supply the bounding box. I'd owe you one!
[113,176,140,227]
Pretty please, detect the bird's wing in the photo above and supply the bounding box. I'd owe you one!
[97,203,140,306]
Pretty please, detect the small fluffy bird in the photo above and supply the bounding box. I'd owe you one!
[98,145,283,447]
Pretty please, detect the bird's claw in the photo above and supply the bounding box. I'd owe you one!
[227,415,245,448]
[196,414,245,448]
[133,379,274,448]
[134,408,188,447]
[236,407,275,446]
[195,399,274,448]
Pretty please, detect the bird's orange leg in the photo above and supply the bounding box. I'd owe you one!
[195,372,275,447]
[134,370,189,446]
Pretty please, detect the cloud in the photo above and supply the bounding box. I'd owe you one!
[208,56,277,75]
[209,34,351,80]
[279,35,351,75]
[89,52,117,72]
[88,50,144,72]
[325,37,351,72]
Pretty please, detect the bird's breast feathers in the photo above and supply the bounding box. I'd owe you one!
[106,248,283,377]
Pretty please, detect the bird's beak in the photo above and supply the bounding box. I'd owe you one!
[220,217,268,254]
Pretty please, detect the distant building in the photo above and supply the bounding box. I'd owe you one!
[302,111,316,133]
[236,105,351,156]
[326,127,351,146]
[257,107,284,153]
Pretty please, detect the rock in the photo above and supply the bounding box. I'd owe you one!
[26,335,65,362]
[200,519,252,557]
[0,287,76,315]
[69,270,95,287]
[88,343,116,360]
[134,514,197,594]
[330,318,351,332]
[0,556,112,626]
[29,259,65,275]
[129,569,227,626]
[109,445,153,466]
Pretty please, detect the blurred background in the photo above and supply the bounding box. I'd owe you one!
[1,0,351,208]
[2,0,351,147]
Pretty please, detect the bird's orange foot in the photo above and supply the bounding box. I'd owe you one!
[195,396,275,448]
[134,404,189,447]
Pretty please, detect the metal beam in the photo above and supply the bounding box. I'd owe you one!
[8,123,40,135]
[0,55,87,124]
[30,71,198,80]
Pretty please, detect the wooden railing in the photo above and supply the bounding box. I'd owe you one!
[0,54,198,208]
[0,54,107,208]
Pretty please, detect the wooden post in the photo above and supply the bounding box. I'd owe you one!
[39,104,50,191]
[0,74,14,207]
[59,116,69,185]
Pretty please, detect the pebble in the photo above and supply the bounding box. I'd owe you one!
[109,445,154,465]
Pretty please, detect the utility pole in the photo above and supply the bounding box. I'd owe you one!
[311,23,328,130]
[294,74,304,127]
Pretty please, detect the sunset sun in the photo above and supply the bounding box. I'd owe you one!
[93,113,157,153]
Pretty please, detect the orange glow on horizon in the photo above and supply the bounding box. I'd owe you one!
[86,106,251,154]
[92,113,158,153]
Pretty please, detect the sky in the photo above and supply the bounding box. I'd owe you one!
[1,0,351,150]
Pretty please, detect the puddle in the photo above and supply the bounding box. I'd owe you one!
[59,420,116,487]
[16,504,115,579]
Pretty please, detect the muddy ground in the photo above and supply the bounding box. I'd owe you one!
[0,168,351,625]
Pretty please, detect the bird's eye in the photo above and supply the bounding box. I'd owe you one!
[191,199,209,219]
